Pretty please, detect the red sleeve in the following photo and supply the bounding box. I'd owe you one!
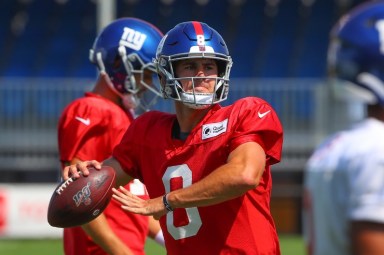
[229,98,283,165]
[112,114,147,180]
[58,100,104,164]
[58,97,131,166]
[112,111,172,180]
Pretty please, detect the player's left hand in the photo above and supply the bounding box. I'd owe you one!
[112,186,167,220]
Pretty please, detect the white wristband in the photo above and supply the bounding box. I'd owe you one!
[154,230,165,246]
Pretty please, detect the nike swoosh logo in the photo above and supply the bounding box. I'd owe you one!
[258,110,271,118]
[75,117,90,126]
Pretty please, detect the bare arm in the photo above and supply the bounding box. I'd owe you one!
[350,221,384,255]
[82,214,134,255]
[147,216,165,247]
[147,216,162,239]
[112,141,266,219]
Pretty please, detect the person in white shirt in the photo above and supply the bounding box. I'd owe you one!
[302,1,384,255]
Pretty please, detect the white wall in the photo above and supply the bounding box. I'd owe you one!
[0,184,62,238]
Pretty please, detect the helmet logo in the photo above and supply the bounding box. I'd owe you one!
[190,35,214,53]
[120,27,147,51]
[196,35,206,51]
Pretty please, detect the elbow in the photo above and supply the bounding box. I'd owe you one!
[238,169,261,190]
[242,175,260,190]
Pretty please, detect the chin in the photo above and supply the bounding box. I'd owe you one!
[183,102,212,110]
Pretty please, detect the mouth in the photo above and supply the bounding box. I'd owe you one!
[192,86,210,93]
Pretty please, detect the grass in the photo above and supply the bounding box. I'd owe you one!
[0,234,305,255]
[280,234,306,255]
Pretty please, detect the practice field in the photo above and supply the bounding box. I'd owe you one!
[0,235,305,254]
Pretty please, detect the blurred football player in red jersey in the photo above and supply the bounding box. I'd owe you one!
[63,21,283,255]
[57,18,165,255]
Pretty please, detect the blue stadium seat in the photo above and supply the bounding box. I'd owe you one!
[0,0,368,79]
[259,1,300,77]
[230,1,265,77]
[294,0,337,77]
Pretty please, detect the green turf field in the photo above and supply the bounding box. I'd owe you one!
[0,234,305,255]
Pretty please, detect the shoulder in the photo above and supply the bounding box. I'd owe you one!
[225,97,275,117]
[67,94,123,114]
[131,111,175,128]
[119,111,175,146]
[59,95,128,128]
[231,97,270,109]
[222,97,280,125]
[136,110,174,121]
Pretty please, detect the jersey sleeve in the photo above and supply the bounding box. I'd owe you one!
[229,97,283,165]
[112,111,171,181]
[58,100,105,164]
[112,115,145,180]
[349,152,384,222]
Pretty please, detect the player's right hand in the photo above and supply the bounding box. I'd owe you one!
[62,160,102,180]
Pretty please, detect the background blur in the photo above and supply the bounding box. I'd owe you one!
[0,0,366,241]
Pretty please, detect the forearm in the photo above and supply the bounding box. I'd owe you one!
[147,216,165,246]
[147,216,162,239]
[103,157,133,188]
[167,164,255,209]
[351,220,384,255]
[167,142,265,209]
[82,214,134,255]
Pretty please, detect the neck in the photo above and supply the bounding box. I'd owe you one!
[175,101,213,133]
[367,104,384,122]
[93,75,122,106]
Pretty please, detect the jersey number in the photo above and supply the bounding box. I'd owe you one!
[162,164,202,240]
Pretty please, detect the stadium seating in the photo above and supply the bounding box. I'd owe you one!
[0,0,367,79]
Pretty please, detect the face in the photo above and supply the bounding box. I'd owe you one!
[174,58,218,93]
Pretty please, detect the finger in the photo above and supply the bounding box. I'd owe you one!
[62,166,70,180]
[112,187,129,199]
[89,160,102,170]
[118,186,131,195]
[121,205,148,215]
[112,188,127,199]
[77,161,90,176]
[112,194,129,206]
[68,165,81,179]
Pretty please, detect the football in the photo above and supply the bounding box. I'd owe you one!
[47,166,116,228]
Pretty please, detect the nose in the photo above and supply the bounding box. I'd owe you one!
[196,66,205,77]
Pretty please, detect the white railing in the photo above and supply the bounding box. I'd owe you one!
[0,77,353,178]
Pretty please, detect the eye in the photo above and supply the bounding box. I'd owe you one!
[183,64,194,70]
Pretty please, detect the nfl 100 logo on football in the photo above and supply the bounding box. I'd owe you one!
[120,27,147,51]
[73,182,92,207]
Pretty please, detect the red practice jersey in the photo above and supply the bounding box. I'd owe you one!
[58,92,149,255]
[113,97,283,255]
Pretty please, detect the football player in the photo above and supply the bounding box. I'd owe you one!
[63,21,283,254]
[58,18,165,255]
[302,1,384,255]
